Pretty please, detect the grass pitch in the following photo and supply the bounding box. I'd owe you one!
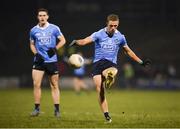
[0,88,180,128]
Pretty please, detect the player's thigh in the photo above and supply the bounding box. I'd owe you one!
[93,75,102,88]
[45,62,59,75]
[49,74,59,87]
[32,69,45,86]
[44,62,59,86]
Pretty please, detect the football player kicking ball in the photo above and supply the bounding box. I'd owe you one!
[29,8,66,117]
[69,14,151,123]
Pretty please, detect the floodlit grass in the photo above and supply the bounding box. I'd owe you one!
[0,88,180,128]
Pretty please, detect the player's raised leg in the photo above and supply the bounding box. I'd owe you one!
[49,74,60,117]
[93,75,112,123]
[102,67,118,89]
[31,69,44,116]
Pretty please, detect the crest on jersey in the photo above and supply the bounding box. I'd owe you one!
[114,38,120,44]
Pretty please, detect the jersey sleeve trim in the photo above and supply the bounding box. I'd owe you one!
[53,25,63,38]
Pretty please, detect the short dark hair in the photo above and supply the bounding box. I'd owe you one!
[107,14,119,22]
[37,8,49,15]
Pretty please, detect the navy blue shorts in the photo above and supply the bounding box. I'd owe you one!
[32,62,59,75]
[91,59,117,77]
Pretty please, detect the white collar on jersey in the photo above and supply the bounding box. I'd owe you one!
[37,22,50,29]
[104,27,118,33]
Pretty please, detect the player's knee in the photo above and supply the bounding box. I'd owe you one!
[50,82,59,90]
[95,85,101,93]
[50,76,59,88]
[102,67,118,77]
[94,81,102,92]
[33,81,41,88]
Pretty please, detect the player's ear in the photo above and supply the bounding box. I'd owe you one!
[37,15,39,21]
[106,21,109,26]
[117,20,119,26]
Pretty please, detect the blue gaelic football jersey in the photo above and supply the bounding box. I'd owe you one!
[30,22,63,63]
[90,27,127,64]
[74,65,85,76]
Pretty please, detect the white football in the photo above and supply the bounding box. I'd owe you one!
[69,54,84,68]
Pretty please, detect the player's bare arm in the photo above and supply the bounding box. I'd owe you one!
[76,36,93,45]
[56,35,66,50]
[123,45,143,64]
[30,41,37,55]
[123,45,152,67]
[69,36,93,47]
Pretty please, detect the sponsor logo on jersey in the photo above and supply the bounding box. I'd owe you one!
[37,36,51,45]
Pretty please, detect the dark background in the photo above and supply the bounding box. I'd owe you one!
[0,0,179,79]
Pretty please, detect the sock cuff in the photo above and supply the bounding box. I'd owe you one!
[104,112,109,117]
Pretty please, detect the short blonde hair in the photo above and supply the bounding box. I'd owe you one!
[107,14,119,22]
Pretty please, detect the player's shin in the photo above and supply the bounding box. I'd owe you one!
[51,87,60,117]
[100,77,112,123]
[33,86,41,104]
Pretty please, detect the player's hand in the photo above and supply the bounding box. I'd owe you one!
[34,53,44,64]
[141,58,152,67]
[47,48,57,58]
[69,40,77,47]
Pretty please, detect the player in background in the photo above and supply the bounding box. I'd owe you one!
[72,52,92,94]
[29,8,66,117]
[69,14,151,122]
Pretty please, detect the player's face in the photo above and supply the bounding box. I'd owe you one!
[107,20,119,34]
[37,11,49,25]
